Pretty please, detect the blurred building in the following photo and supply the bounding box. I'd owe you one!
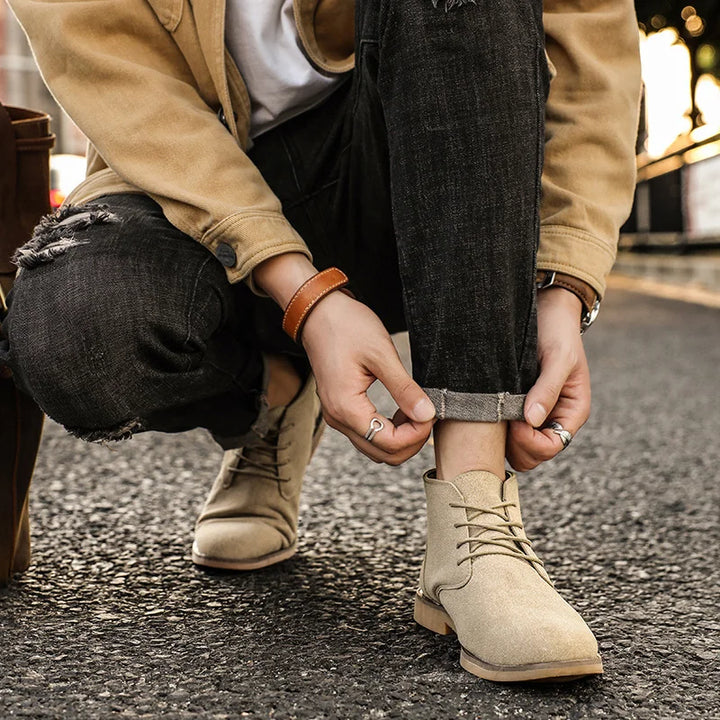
[626,14,720,248]
[0,3,86,155]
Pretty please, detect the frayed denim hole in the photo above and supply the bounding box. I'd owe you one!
[65,417,143,444]
[13,204,120,270]
[431,0,477,12]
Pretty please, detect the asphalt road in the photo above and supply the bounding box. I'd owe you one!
[1,288,719,719]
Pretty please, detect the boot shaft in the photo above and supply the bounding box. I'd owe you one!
[420,469,551,603]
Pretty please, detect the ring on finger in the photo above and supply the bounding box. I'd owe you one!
[548,420,573,450]
[364,417,385,444]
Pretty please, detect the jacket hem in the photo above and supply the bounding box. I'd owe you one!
[63,169,144,208]
[538,225,617,298]
[201,211,312,290]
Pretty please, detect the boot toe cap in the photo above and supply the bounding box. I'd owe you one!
[442,567,600,668]
[193,519,291,567]
[459,601,599,668]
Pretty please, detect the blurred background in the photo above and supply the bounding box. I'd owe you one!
[2,2,720,294]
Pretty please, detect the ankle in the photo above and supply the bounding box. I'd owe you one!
[433,419,507,480]
[264,353,303,409]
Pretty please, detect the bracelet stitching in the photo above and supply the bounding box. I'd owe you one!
[282,268,349,342]
[290,278,348,340]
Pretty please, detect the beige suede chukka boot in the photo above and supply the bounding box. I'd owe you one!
[414,469,602,682]
[192,372,323,571]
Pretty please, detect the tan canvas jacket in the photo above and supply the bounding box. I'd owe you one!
[9,0,641,298]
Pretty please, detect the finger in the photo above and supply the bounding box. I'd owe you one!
[524,350,573,428]
[506,423,542,472]
[367,347,436,423]
[322,389,432,456]
[507,396,585,470]
[506,447,540,473]
[543,360,592,436]
[333,410,433,458]
[321,406,387,464]
[391,408,412,426]
[344,423,430,466]
[518,361,591,457]
[325,408,428,465]
[507,420,559,466]
[327,405,432,464]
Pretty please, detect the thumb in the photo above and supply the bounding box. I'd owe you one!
[524,355,569,428]
[370,349,436,423]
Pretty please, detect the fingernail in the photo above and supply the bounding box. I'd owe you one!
[526,402,547,428]
[412,398,436,422]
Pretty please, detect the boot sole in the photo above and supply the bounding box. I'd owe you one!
[414,592,603,683]
[191,542,297,571]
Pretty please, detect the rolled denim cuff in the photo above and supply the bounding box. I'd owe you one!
[424,388,526,422]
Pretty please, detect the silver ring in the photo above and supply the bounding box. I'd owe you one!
[548,420,573,450]
[364,418,385,443]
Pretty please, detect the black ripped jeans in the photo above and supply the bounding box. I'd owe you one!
[0,0,548,442]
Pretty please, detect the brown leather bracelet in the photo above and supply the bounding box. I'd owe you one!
[282,267,350,343]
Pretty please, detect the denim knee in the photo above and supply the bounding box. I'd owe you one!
[2,201,230,440]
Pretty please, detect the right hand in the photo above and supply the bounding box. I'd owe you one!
[252,252,436,465]
[301,290,436,465]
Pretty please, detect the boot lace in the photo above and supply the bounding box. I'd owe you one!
[449,500,545,570]
[223,424,295,488]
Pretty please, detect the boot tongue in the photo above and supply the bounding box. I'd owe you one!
[450,471,552,584]
[449,471,511,551]
[450,470,505,511]
[242,405,287,470]
[250,403,286,443]
[259,405,286,437]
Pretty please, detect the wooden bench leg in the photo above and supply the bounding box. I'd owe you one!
[0,376,44,586]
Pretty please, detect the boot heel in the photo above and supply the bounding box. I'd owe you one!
[414,593,455,636]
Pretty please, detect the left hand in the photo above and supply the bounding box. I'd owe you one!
[506,287,591,472]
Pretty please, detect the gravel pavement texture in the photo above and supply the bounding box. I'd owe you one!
[1,288,719,719]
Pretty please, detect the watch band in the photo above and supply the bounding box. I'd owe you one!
[536,270,601,334]
[536,270,597,315]
[282,267,351,343]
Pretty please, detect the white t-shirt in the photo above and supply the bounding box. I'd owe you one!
[225,0,344,138]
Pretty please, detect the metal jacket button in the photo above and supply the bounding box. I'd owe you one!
[215,242,237,268]
[217,107,238,130]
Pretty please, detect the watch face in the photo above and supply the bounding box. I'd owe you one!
[581,299,601,334]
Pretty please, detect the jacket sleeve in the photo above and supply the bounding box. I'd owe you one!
[7,0,312,286]
[541,0,641,298]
